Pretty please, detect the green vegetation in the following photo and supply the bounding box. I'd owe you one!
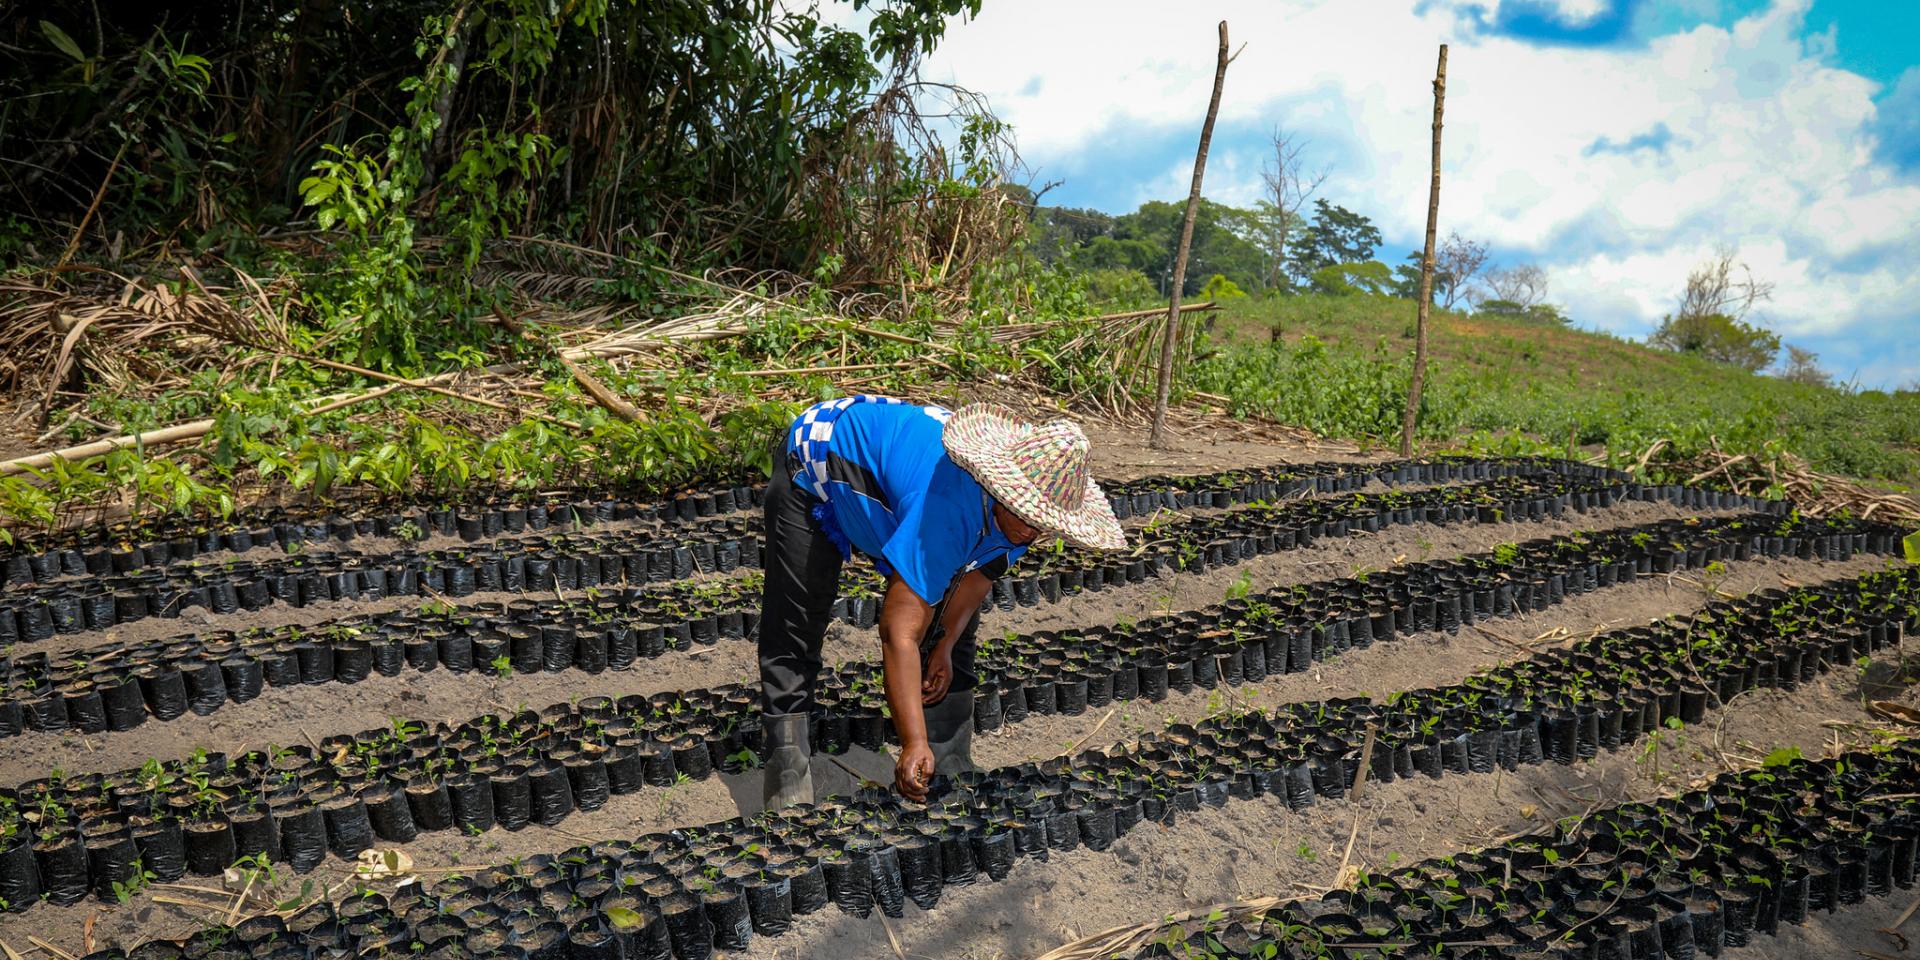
[1190,294,1920,487]
[0,1,1089,540]
[0,2,1907,546]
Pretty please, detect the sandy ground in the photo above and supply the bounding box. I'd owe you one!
[2,421,1909,960]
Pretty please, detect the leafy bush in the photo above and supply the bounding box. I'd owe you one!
[1079,267,1158,307]
[1199,274,1248,301]
[1646,313,1779,372]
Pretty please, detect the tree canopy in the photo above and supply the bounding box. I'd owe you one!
[1036,194,1381,297]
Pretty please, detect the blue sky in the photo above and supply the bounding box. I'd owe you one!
[909,0,1920,389]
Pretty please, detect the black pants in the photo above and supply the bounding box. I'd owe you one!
[758,446,979,717]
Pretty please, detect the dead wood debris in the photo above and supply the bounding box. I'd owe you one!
[1606,436,1919,525]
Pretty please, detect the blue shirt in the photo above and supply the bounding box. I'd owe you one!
[786,396,1027,603]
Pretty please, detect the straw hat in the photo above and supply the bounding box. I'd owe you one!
[942,403,1127,551]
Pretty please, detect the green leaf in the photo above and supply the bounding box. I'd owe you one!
[1904,530,1920,565]
[39,21,85,63]
[604,906,643,929]
[1762,746,1803,768]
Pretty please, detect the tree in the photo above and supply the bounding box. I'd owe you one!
[1778,344,1832,388]
[1088,199,1267,296]
[1296,199,1382,271]
[1391,253,1429,301]
[1250,201,1308,290]
[1028,205,1115,261]
[1308,261,1394,296]
[1290,199,1382,280]
[1431,232,1488,309]
[1256,125,1329,291]
[1647,313,1780,372]
[1483,263,1548,308]
[1677,247,1774,321]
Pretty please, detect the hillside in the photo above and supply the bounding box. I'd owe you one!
[1196,293,1920,490]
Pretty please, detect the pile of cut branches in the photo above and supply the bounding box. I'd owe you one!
[1619,437,1919,524]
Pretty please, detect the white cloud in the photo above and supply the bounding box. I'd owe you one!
[918,0,1920,380]
[1503,0,1612,26]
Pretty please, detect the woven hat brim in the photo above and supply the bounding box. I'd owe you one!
[942,405,1128,552]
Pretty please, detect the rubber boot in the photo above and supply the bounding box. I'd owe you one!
[924,694,976,776]
[761,712,814,810]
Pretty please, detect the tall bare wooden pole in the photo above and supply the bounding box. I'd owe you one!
[1149,21,1231,449]
[1399,44,1447,458]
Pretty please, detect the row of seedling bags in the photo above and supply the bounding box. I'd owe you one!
[0,508,1901,918]
[0,456,1626,643]
[0,502,1883,750]
[22,561,1918,959]
[0,464,1758,733]
[0,507,760,630]
[835,511,1890,739]
[0,481,764,590]
[0,451,1552,591]
[1130,739,1920,959]
[0,453,1657,628]
[0,508,1822,834]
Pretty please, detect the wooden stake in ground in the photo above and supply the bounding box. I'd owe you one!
[1398,43,1448,458]
[1149,20,1232,450]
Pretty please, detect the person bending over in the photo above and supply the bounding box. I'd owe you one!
[757,397,1126,806]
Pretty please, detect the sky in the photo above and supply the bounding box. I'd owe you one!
[887,0,1920,390]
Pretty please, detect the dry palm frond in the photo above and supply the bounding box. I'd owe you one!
[0,268,295,413]
[483,268,620,302]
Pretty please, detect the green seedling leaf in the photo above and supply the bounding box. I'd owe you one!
[40,21,85,62]
[1762,746,1803,768]
[1903,530,1920,565]
[605,906,643,929]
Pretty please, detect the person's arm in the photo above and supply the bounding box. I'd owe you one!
[922,570,991,706]
[878,574,937,801]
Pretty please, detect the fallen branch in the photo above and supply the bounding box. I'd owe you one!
[271,349,581,429]
[733,361,907,377]
[558,354,643,423]
[0,419,225,476]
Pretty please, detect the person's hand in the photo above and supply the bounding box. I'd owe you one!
[894,740,935,802]
[922,645,953,706]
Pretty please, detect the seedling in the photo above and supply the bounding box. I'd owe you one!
[1223,568,1253,602]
